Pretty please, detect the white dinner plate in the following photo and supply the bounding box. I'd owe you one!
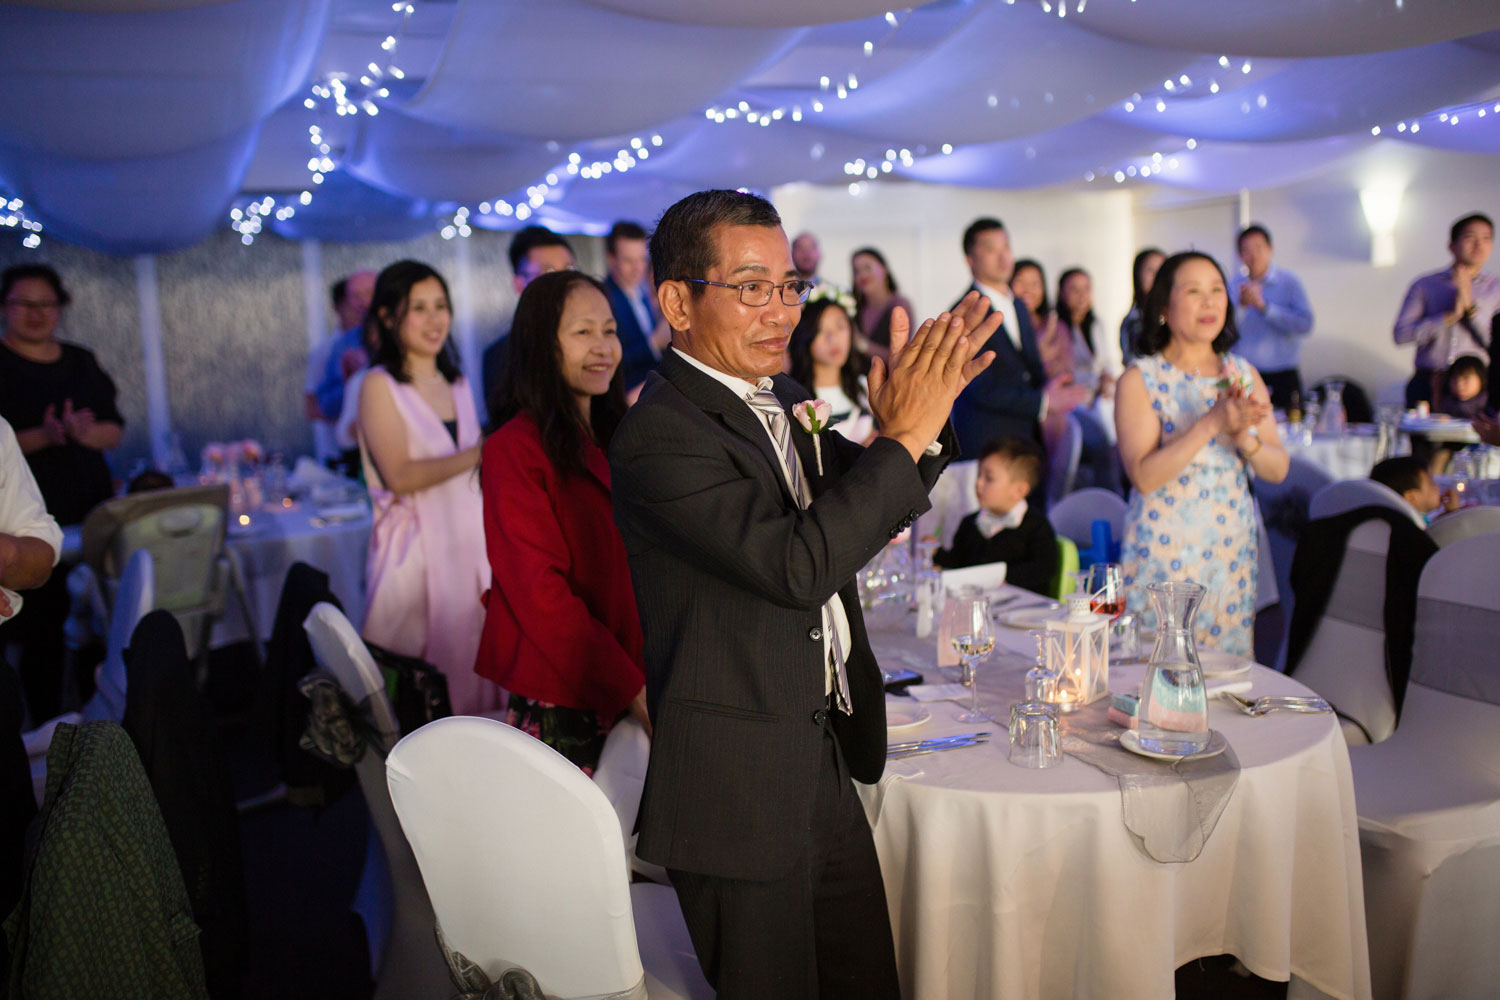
[1119,728,1227,761]
[1196,649,1254,678]
[886,704,931,732]
[998,602,1064,629]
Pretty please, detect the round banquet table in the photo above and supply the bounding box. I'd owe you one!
[211,501,370,646]
[1279,427,1382,481]
[859,592,1371,1000]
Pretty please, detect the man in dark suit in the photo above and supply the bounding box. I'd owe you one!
[610,189,998,999]
[603,220,667,392]
[950,217,1088,458]
[481,225,575,413]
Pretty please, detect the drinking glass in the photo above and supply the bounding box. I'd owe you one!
[1086,562,1126,620]
[1008,701,1062,769]
[947,596,994,722]
[1025,630,1058,702]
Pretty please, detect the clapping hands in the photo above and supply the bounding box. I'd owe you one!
[868,291,998,461]
[1213,383,1271,439]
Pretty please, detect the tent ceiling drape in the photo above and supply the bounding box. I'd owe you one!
[2,0,1498,253]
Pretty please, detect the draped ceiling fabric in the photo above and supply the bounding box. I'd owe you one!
[2,0,1499,255]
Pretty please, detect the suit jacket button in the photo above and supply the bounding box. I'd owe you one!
[812,709,829,726]
[808,626,823,641]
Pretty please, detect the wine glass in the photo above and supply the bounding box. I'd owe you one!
[1086,562,1126,621]
[948,596,995,722]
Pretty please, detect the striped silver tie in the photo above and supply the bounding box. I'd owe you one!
[748,385,852,715]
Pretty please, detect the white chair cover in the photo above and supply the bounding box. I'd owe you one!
[1348,533,1500,1000]
[1045,412,1083,507]
[914,458,979,550]
[1309,478,1424,527]
[1424,504,1500,548]
[302,602,451,1000]
[1046,487,1127,549]
[591,716,669,884]
[1286,519,1395,744]
[82,548,155,723]
[1253,455,1336,624]
[385,715,710,1000]
[941,561,1008,595]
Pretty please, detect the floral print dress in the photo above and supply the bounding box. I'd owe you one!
[1122,353,1259,656]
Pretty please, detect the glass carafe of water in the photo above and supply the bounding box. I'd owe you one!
[1137,581,1210,754]
[1316,380,1347,436]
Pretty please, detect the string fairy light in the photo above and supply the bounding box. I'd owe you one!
[0,191,43,249]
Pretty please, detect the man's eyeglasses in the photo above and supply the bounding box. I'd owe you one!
[4,299,60,312]
[680,278,814,307]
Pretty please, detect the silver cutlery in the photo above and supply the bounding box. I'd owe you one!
[1219,691,1332,716]
[887,737,990,760]
[886,731,991,753]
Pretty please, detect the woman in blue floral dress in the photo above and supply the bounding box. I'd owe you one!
[1114,252,1289,655]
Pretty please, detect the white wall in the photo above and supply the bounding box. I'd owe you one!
[1135,142,1499,400]
[772,181,1137,342]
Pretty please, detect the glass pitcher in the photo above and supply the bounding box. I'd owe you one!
[1316,380,1347,436]
[1137,581,1210,754]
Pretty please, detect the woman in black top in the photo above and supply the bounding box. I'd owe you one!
[0,264,122,526]
[0,263,123,723]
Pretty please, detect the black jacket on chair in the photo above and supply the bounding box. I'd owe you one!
[610,348,953,882]
[1285,506,1437,720]
[949,284,1047,456]
[123,611,248,999]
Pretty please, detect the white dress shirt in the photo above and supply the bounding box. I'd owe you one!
[974,280,1047,419]
[675,349,852,695]
[975,498,1027,539]
[0,417,63,622]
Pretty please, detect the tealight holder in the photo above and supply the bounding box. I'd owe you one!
[1045,592,1110,712]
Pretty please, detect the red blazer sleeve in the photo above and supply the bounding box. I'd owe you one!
[480,425,643,719]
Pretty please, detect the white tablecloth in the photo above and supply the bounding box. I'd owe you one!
[1281,431,1381,481]
[213,502,370,646]
[860,596,1371,1000]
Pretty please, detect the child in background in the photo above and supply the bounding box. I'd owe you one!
[934,436,1059,596]
[1371,456,1460,524]
[1440,355,1488,420]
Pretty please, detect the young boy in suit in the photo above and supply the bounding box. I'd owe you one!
[935,435,1059,595]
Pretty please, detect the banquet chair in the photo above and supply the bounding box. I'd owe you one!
[1252,455,1335,619]
[1348,533,1500,999]
[1052,537,1079,599]
[302,602,452,1000]
[1308,478,1424,527]
[1046,487,1127,551]
[915,458,979,550]
[1284,519,1397,744]
[1045,412,1083,507]
[386,716,712,1000]
[1423,504,1500,548]
[592,716,670,885]
[22,548,154,805]
[77,483,261,670]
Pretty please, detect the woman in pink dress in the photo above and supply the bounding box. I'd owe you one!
[356,260,498,715]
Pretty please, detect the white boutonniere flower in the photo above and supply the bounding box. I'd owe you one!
[792,398,833,475]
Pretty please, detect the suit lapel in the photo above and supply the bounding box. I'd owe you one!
[657,351,799,507]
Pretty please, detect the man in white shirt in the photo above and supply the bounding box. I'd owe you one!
[950,217,1087,457]
[1,414,62,924]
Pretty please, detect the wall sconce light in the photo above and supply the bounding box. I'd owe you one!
[1359,182,1403,268]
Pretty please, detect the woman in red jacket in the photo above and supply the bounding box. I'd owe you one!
[476,270,647,773]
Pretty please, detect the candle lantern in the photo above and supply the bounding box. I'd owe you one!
[1045,593,1110,712]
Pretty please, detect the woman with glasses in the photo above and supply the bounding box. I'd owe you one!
[0,263,123,724]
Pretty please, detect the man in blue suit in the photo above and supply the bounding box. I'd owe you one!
[603,221,668,392]
[950,217,1087,458]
